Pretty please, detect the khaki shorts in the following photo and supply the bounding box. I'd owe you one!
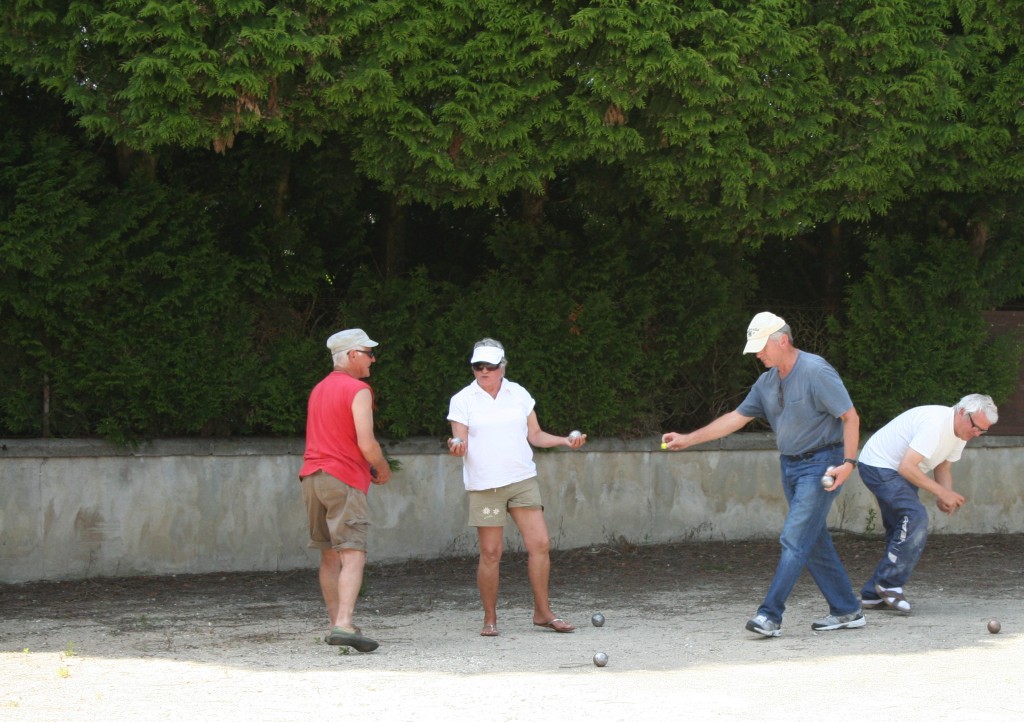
[301,470,369,551]
[467,477,543,527]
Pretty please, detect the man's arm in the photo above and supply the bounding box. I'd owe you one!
[661,410,754,451]
[898,452,963,512]
[352,388,391,484]
[930,460,962,514]
[933,460,954,490]
[827,406,860,489]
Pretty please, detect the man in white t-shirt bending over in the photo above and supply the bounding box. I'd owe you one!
[858,393,998,614]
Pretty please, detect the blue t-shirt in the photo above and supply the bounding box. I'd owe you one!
[736,351,853,456]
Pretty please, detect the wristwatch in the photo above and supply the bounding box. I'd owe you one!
[843,458,858,467]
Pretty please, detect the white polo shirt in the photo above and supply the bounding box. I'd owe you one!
[447,378,538,491]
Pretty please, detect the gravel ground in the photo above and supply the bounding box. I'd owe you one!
[2,533,1023,721]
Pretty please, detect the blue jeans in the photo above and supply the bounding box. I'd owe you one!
[858,463,929,598]
[757,449,860,624]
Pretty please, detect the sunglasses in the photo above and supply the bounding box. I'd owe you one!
[967,412,989,434]
[351,349,376,359]
[472,362,500,372]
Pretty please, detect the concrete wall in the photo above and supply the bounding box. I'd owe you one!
[1,435,1021,583]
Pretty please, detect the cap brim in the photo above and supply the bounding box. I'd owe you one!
[470,347,504,364]
[743,336,769,354]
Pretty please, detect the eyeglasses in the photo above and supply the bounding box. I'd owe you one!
[351,349,376,359]
[472,362,500,372]
[777,379,784,409]
[967,412,989,434]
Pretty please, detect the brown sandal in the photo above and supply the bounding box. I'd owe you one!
[875,584,912,613]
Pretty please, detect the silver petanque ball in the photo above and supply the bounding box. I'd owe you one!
[450,437,464,446]
[988,619,1001,634]
[593,652,609,667]
[821,466,836,489]
[568,430,582,440]
[591,613,605,627]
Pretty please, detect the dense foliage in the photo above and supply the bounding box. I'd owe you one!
[1,1,1023,441]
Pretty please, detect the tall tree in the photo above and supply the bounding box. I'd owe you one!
[7,0,1017,226]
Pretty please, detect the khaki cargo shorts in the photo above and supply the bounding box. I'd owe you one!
[301,470,369,551]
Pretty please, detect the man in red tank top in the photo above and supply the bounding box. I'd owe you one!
[299,328,392,652]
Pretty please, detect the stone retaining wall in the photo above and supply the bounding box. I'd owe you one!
[1,435,1020,583]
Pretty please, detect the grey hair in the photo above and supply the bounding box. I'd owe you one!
[769,324,793,345]
[332,350,349,369]
[473,337,507,367]
[954,394,999,424]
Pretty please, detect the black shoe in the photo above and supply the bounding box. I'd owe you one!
[325,627,379,652]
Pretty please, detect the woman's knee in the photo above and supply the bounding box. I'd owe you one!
[524,533,551,556]
[478,541,504,564]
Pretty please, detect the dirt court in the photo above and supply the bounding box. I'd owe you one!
[2,533,1023,721]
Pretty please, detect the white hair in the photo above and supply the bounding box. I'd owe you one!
[955,394,999,424]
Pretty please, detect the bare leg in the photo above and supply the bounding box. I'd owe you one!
[476,526,504,627]
[318,547,367,631]
[508,507,556,624]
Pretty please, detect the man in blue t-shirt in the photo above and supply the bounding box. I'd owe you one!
[663,311,862,637]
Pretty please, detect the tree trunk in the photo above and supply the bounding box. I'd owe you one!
[41,374,50,439]
[823,221,843,314]
[273,157,291,221]
[115,143,156,183]
[384,195,406,278]
[969,219,989,258]
[521,181,548,226]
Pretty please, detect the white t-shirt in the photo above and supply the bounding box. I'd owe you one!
[859,405,965,474]
[447,378,538,491]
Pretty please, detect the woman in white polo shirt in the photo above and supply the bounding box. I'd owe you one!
[447,338,587,637]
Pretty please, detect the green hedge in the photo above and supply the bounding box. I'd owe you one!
[833,230,1022,429]
[326,219,757,440]
[3,204,1020,442]
[2,135,1021,442]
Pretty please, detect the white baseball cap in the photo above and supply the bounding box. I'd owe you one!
[743,312,786,354]
[326,328,378,354]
